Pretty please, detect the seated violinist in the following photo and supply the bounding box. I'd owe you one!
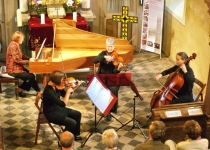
[42,70,82,141]
[93,37,123,121]
[154,52,195,105]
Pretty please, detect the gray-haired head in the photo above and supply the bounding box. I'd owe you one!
[106,37,116,45]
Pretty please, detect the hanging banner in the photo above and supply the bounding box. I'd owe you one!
[140,0,164,56]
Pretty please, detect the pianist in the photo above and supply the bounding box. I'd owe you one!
[6,31,42,97]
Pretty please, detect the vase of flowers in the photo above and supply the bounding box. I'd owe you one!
[63,0,82,13]
[30,0,47,15]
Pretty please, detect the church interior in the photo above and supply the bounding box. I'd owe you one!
[0,0,210,149]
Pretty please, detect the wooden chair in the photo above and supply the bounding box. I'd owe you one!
[34,96,64,144]
[93,63,100,74]
[194,78,206,102]
[0,75,19,100]
[0,60,19,100]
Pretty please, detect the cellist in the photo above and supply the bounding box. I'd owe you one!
[154,52,195,104]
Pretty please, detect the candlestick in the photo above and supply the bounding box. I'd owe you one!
[17,9,22,27]
[82,0,90,9]
[19,0,28,12]
[81,0,90,11]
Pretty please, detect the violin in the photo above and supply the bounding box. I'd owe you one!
[150,53,197,108]
[106,50,129,71]
[56,77,82,90]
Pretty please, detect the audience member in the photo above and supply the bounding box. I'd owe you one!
[134,121,170,150]
[59,131,74,150]
[165,120,209,150]
[102,128,119,150]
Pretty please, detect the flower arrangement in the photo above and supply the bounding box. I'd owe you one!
[63,0,82,12]
[31,0,47,14]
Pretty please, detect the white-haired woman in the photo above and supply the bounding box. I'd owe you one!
[93,37,123,121]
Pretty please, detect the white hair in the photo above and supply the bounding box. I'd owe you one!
[106,37,116,45]
[102,129,118,148]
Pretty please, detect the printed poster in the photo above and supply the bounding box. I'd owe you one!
[140,0,164,55]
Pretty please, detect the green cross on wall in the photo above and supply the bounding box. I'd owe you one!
[112,6,138,40]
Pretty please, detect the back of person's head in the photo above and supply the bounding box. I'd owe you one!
[59,131,74,148]
[183,120,202,140]
[106,37,116,45]
[149,121,166,140]
[49,70,64,85]
[102,128,118,149]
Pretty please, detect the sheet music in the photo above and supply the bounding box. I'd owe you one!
[86,76,113,113]
[36,38,47,60]
[188,108,203,115]
[165,110,182,118]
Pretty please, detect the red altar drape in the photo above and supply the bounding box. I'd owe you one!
[28,13,90,50]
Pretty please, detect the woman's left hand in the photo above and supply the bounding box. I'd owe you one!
[117,62,123,71]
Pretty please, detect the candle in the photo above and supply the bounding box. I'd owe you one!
[73,12,77,22]
[31,51,36,58]
[17,9,22,27]
[82,0,90,9]
[41,14,45,24]
[19,0,28,12]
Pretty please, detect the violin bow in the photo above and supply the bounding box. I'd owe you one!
[157,80,178,99]
[126,35,136,45]
[60,53,68,80]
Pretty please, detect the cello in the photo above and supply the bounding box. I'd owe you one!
[150,53,197,108]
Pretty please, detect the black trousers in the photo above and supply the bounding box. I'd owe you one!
[108,86,120,113]
[170,93,194,104]
[46,108,82,136]
[10,68,40,92]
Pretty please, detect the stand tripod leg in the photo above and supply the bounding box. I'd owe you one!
[81,106,103,148]
[140,113,151,128]
[134,119,148,138]
[118,95,147,138]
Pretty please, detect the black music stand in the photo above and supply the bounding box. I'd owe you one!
[86,73,133,125]
[81,75,118,148]
[117,78,147,138]
[86,73,147,138]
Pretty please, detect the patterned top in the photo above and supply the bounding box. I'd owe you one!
[6,41,29,74]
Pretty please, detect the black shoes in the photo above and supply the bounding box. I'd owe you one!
[18,92,26,97]
[75,136,82,141]
[106,113,112,121]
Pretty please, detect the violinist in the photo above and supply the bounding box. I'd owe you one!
[42,70,82,141]
[93,37,123,121]
[154,52,195,104]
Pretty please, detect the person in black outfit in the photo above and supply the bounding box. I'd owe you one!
[42,70,82,141]
[93,37,123,120]
[155,52,195,104]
